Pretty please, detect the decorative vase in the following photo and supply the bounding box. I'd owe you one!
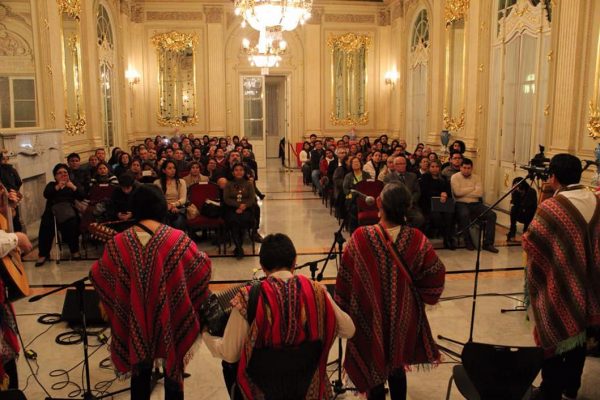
[440,130,451,154]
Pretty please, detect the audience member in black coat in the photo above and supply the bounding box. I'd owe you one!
[507,178,538,241]
[419,160,455,249]
[106,172,137,231]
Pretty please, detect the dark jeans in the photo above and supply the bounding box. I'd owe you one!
[222,361,244,399]
[455,202,496,246]
[367,369,407,400]
[37,211,80,258]
[539,346,586,400]
[301,164,311,184]
[166,210,187,231]
[509,205,534,236]
[130,363,183,400]
[426,211,455,240]
[225,208,254,249]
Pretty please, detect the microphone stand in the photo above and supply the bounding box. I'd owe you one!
[437,173,537,357]
[30,277,129,400]
[295,254,335,281]
[316,216,347,282]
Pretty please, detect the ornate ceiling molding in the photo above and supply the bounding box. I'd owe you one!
[151,31,198,52]
[324,14,375,24]
[146,12,203,21]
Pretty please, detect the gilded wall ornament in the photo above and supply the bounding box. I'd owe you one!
[56,0,80,20]
[152,31,198,52]
[443,108,465,132]
[157,113,199,128]
[445,0,469,26]
[588,101,600,140]
[329,111,369,127]
[327,33,371,54]
[65,113,86,136]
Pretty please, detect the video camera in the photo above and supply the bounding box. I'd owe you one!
[520,145,550,180]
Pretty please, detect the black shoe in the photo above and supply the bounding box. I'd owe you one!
[483,244,500,253]
[35,257,47,267]
[506,233,516,242]
[465,242,475,251]
[234,247,245,259]
[444,239,456,251]
[258,193,265,200]
[183,372,191,379]
[252,232,264,243]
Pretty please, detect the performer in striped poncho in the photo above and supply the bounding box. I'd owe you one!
[90,185,212,400]
[523,154,600,400]
[335,183,445,400]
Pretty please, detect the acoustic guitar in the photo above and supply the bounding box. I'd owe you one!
[0,183,29,299]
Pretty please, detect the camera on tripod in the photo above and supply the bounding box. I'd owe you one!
[520,145,550,180]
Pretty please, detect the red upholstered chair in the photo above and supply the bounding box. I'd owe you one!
[186,182,225,254]
[354,180,384,227]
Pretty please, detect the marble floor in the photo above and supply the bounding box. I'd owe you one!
[11,159,600,399]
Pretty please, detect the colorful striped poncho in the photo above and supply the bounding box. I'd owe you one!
[232,275,337,400]
[89,224,211,384]
[523,194,600,356]
[0,278,18,390]
[335,224,445,392]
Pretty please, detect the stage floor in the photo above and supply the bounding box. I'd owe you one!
[13,159,600,399]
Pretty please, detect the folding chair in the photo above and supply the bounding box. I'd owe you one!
[186,182,226,254]
[446,341,543,400]
[354,180,384,227]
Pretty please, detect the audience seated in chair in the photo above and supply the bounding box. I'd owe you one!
[377,156,395,182]
[507,178,538,241]
[106,172,137,232]
[310,141,325,195]
[442,151,463,180]
[223,162,256,259]
[36,163,84,267]
[90,162,118,187]
[299,141,312,186]
[67,152,90,194]
[113,152,132,178]
[451,158,498,253]
[155,160,187,231]
[419,160,456,250]
[183,161,209,187]
[343,156,372,233]
[384,156,424,229]
[363,150,384,181]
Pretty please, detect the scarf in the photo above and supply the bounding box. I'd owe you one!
[89,224,211,383]
[523,194,600,355]
[232,275,337,400]
[335,225,445,392]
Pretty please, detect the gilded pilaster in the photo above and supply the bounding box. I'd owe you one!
[549,0,586,152]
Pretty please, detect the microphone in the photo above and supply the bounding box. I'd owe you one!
[350,189,375,206]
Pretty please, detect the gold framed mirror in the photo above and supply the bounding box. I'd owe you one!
[59,0,85,135]
[0,0,37,128]
[328,33,370,126]
[152,31,198,127]
[443,3,468,133]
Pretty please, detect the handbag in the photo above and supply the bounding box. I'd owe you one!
[186,203,200,220]
[200,199,222,218]
[51,202,77,224]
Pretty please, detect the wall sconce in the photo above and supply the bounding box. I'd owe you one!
[384,70,399,88]
[125,68,141,87]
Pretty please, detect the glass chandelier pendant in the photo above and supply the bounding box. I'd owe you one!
[242,29,287,73]
[234,0,312,32]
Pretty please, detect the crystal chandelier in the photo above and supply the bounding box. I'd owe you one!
[234,0,312,32]
[243,29,287,71]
